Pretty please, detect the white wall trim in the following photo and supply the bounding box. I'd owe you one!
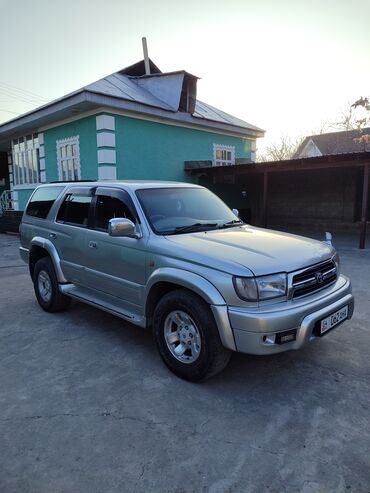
[40,170,47,182]
[97,131,116,148]
[39,146,45,158]
[38,132,44,146]
[39,158,46,170]
[98,166,117,180]
[96,114,115,131]
[97,149,116,165]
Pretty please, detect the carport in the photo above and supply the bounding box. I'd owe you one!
[186,151,370,249]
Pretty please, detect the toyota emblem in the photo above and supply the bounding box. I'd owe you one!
[315,272,324,284]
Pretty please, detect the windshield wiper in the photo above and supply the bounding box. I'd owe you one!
[172,222,218,234]
[219,219,244,229]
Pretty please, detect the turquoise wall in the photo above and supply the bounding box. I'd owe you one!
[43,116,98,182]
[17,189,33,210]
[115,115,251,182]
[15,112,252,210]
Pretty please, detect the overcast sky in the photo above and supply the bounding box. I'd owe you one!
[0,0,369,151]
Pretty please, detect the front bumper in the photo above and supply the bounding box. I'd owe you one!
[212,275,354,355]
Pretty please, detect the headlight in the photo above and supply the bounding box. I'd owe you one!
[333,251,340,275]
[233,273,287,301]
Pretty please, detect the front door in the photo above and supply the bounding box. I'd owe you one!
[82,187,147,311]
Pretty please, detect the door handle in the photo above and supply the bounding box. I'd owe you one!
[49,233,57,239]
[89,241,97,249]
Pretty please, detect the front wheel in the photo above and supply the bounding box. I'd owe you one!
[153,289,231,382]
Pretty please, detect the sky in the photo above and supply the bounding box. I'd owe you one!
[0,0,369,152]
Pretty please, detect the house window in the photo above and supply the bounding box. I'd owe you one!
[56,136,81,181]
[213,144,235,166]
[12,134,40,185]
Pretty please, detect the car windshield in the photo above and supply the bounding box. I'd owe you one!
[136,187,241,234]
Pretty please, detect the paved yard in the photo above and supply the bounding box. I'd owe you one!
[0,233,369,493]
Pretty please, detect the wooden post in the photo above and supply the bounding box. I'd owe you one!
[262,171,268,228]
[359,163,369,249]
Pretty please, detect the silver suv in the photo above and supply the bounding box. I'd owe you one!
[20,181,354,381]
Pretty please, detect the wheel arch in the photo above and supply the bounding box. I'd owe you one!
[145,268,225,318]
[145,268,236,351]
[29,237,67,283]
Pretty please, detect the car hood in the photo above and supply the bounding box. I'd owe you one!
[164,225,334,276]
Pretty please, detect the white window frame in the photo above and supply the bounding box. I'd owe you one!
[11,134,40,185]
[213,144,235,167]
[56,136,81,182]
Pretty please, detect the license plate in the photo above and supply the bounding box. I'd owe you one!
[320,305,348,335]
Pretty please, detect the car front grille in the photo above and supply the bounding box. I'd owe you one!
[291,260,337,299]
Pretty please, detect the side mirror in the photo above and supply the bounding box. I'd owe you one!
[108,218,136,238]
[232,208,239,218]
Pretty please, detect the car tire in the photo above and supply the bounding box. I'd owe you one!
[33,257,71,312]
[153,289,231,382]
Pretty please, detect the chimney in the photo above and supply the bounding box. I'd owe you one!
[142,37,151,75]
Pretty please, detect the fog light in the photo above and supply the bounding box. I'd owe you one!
[275,329,297,345]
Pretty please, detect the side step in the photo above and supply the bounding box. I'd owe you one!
[59,284,146,328]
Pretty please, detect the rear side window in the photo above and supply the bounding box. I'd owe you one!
[26,187,64,219]
[57,193,92,227]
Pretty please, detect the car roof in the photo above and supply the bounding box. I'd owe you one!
[38,180,203,191]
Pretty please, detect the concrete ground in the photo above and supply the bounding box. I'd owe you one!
[0,233,369,493]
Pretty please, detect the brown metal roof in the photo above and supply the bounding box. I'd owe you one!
[294,128,370,157]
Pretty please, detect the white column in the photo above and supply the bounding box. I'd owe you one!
[96,114,117,180]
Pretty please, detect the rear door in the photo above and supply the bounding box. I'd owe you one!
[82,187,147,310]
[51,186,94,285]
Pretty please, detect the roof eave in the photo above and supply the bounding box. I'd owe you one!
[0,91,91,141]
[0,90,264,145]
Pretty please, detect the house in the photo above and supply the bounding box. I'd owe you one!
[0,58,264,212]
[294,127,370,158]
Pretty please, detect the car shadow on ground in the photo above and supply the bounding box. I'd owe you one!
[62,298,334,397]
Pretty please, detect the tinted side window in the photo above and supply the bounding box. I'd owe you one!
[94,195,135,231]
[26,186,64,219]
[57,193,92,226]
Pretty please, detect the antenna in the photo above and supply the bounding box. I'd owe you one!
[142,37,151,75]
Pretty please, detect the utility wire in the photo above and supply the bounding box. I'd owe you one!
[0,81,48,102]
[0,87,46,105]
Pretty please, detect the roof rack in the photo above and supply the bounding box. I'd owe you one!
[50,180,95,184]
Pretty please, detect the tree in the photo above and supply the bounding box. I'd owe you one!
[330,103,358,131]
[351,97,370,146]
[257,135,302,162]
[330,97,370,134]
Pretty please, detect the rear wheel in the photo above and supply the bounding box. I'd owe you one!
[153,289,231,381]
[33,257,70,312]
